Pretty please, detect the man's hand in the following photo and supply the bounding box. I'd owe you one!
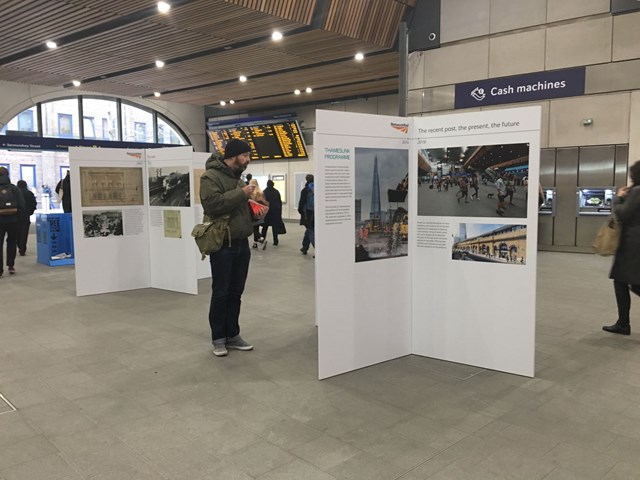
[617,186,630,198]
[243,185,255,197]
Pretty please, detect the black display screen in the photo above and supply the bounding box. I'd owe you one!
[208,121,308,160]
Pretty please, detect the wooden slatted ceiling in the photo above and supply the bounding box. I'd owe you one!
[0,66,72,86]
[225,0,315,24]
[323,0,406,48]
[67,0,157,16]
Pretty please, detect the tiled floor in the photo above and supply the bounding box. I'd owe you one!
[1,225,639,480]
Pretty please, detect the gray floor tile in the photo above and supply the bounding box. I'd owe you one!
[223,440,296,477]
[291,435,362,471]
[258,459,337,480]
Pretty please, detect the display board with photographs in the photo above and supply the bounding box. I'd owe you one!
[193,168,204,205]
[355,147,409,263]
[417,143,529,218]
[451,223,527,265]
[80,167,144,207]
[148,166,190,207]
[83,210,123,238]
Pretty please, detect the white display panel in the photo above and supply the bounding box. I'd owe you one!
[146,147,198,294]
[70,147,150,296]
[411,107,540,377]
[316,111,412,379]
[193,152,211,280]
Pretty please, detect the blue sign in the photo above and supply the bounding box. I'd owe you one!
[0,135,183,152]
[455,67,585,109]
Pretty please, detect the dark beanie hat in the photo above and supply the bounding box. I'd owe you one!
[224,139,251,159]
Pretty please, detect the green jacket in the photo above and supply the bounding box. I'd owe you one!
[200,155,253,240]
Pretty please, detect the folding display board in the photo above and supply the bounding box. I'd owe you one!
[316,107,540,379]
[70,147,151,296]
[146,147,198,294]
[193,152,212,280]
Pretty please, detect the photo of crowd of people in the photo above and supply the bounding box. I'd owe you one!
[83,210,124,238]
[149,166,190,207]
[354,147,409,263]
[417,143,530,218]
[452,223,527,264]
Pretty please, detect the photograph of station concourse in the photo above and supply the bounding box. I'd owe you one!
[3,0,640,479]
[417,144,529,218]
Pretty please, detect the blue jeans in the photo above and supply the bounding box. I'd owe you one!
[208,239,251,344]
[301,227,315,251]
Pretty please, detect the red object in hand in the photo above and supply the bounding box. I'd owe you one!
[249,199,269,219]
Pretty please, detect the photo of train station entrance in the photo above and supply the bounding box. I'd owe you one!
[452,223,527,264]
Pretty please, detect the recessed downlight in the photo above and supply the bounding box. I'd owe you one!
[154,91,161,97]
[157,1,171,13]
[272,31,283,41]
[239,75,247,82]
[220,100,226,106]
[305,87,312,93]
[72,80,81,87]
[46,41,57,49]
[229,100,235,104]
[155,60,165,68]
[355,52,364,61]
[294,89,301,95]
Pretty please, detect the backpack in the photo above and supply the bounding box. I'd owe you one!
[305,183,314,212]
[0,185,18,216]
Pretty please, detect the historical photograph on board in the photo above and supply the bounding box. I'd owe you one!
[83,210,124,238]
[452,223,527,264]
[417,143,530,218]
[355,147,409,263]
[149,166,190,207]
[80,167,144,207]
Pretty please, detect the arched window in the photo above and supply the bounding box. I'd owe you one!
[1,96,189,146]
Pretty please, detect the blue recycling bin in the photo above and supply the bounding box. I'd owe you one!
[36,213,75,266]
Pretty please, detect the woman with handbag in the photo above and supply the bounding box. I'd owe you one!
[603,161,640,335]
[261,180,284,246]
[249,179,268,249]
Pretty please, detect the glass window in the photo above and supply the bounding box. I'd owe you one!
[83,116,96,139]
[122,103,153,143]
[83,98,118,141]
[1,106,37,135]
[157,116,187,145]
[42,99,79,138]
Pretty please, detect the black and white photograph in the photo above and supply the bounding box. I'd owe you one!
[83,210,124,238]
[355,147,409,262]
[149,166,190,207]
[417,143,530,218]
[452,223,527,264]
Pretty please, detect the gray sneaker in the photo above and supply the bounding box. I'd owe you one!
[226,336,253,351]
[212,343,228,357]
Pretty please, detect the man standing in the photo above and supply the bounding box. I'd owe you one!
[16,180,37,256]
[298,174,315,255]
[0,167,25,277]
[200,139,258,357]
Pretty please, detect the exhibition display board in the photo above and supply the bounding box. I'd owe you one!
[315,107,540,379]
[70,146,200,296]
[193,152,212,280]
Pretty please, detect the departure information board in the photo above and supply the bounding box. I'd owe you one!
[208,121,308,160]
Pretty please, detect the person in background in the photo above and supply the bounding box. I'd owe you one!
[298,174,315,255]
[495,173,507,216]
[249,178,268,249]
[244,173,252,185]
[16,180,37,256]
[603,160,640,335]
[55,171,72,213]
[261,179,283,246]
[42,184,54,209]
[200,138,258,357]
[0,167,25,277]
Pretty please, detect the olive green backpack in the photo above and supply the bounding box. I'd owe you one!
[191,214,231,259]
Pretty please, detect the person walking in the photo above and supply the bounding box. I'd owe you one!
[16,180,37,256]
[248,178,268,249]
[298,174,315,255]
[261,179,283,246]
[200,139,261,357]
[495,173,507,216]
[0,167,25,277]
[55,171,72,213]
[603,161,640,335]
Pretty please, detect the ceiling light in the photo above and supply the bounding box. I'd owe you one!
[220,100,226,106]
[239,75,247,82]
[294,89,301,95]
[72,80,81,87]
[157,1,171,13]
[272,31,283,41]
[229,100,235,104]
[46,41,57,49]
[154,92,161,97]
[355,52,364,61]
[305,87,312,93]
[155,60,165,68]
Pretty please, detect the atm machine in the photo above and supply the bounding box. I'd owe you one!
[539,188,556,215]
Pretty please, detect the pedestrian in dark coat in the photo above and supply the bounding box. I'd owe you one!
[0,167,25,277]
[261,180,283,245]
[16,180,37,256]
[55,171,72,213]
[297,174,314,255]
[603,160,640,335]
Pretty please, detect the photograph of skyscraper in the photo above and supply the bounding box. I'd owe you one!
[354,147,409,263]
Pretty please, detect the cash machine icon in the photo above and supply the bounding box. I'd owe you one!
[470,87,486,101]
